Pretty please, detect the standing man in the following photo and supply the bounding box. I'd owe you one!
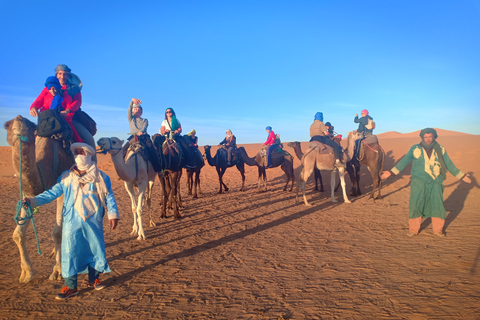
[381,128,471,237]
[23,143,120,299]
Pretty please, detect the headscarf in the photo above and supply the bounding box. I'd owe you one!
[45,76,63,110]
[55,64,72,74]
[54,64,83,96]
[265,126,272,131]
[69,143,108,218]
[165,108,180,131]
[361,109,369,116]
[420,128,446,179]
[314,112,323,122]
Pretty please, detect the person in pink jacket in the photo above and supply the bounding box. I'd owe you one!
[30,76,83,142]
[264,126,277,168]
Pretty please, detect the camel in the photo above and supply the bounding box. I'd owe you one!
[152,134,184,219]
[204,145,245,193]
[236,146,295,192]
[97,137,156,240]
[287,141,351,206]
[5,115,74,283]
[186,149,204,198]
[346,131,385,199]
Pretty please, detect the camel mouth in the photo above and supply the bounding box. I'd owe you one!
[96,146,104,153]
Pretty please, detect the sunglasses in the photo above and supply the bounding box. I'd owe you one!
[166,111,172,114]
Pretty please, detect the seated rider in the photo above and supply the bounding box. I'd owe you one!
[353,109,374,157]
[160,107,194,168]
[30,76,83,142]
[310,112,343,164]
[127,98,162,172]
[186,129,204,167]
[219,129,236,165]
[264,126,278,168]
[325,122,334,138]
[354,109,374,136]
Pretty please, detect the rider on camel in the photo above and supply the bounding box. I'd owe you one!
[126,98,162,172]
[219,129,237,165]
[310,112,343,164]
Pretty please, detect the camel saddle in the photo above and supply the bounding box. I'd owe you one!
[309,141,334,154]
[219,146,237,163]
[125,138,148,163]
[162,138,180,156]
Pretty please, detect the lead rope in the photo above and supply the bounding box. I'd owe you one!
[14,135,42,255]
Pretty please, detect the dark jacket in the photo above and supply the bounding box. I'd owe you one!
[354,115,374,134]
[220,135,236,148]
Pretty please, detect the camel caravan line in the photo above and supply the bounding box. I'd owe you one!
[5,114,383,284]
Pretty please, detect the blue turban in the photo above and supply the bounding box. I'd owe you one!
[44,76,63,110]
[266,126,272,131]
[45,76,62,91]
[314,112,323,122]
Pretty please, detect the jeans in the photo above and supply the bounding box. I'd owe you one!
[64,266,100,289]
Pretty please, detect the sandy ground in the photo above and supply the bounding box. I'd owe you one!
[0,129,479,319]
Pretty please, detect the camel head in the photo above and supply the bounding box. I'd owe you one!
[287,141,300,149]
[96,137,124,155]
[4,115,36,147]
[204,145,211,151]
[346,131,361,160]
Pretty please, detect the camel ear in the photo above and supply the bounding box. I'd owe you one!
[120,139,124,146]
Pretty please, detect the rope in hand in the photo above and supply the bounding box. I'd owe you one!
[13,135,42,255]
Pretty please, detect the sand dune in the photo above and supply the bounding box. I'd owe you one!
[0,130,479,319]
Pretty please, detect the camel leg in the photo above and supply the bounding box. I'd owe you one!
[187,171,193,195]
[135,181,148,240]
[49,196,64,281]
[330,171,338,203]
[337,167,351,204]
[13,209,36,283]
[158,174,168,219]
[197,170,202,195]
[148,180,156,227]
[300,165,314,206]
[171,172,182,219]
[237,163,246,192]
[124,181,140,238]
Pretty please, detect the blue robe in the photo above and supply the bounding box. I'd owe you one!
[31,169,119,278]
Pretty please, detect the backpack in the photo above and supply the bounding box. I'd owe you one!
[36,109,72,139]
[366,118,376,130]
[73,108,97,136]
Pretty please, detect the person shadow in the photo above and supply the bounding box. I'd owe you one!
[419,172,478,233]
[444,172,478,229]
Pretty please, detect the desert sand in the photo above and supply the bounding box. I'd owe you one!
[0,129,479,319]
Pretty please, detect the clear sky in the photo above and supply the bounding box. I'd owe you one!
[1,0,479,147]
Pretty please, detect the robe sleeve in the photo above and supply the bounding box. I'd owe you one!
[102,172,120,220]
[391,145,416,175]
[30,176,65,208]
[441,147,465,179]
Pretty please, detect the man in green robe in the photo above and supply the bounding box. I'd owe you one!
[381,128,471,237]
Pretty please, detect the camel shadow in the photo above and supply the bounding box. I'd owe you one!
[107,199,339,288]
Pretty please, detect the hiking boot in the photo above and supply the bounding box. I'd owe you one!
[89,279,105,290]
[55,286,78,300]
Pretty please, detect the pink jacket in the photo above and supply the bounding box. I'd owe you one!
[264,131,276,146]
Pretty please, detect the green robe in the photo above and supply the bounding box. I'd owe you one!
[391,144,464,219]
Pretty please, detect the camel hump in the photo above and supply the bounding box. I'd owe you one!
[309,141,334,154]
[364,134,379,145]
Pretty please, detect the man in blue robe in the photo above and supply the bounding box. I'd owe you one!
[24,143,120,300]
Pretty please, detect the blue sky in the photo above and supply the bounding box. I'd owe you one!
[1,0,479,147]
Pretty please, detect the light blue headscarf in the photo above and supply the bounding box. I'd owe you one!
[314,112,323,122]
